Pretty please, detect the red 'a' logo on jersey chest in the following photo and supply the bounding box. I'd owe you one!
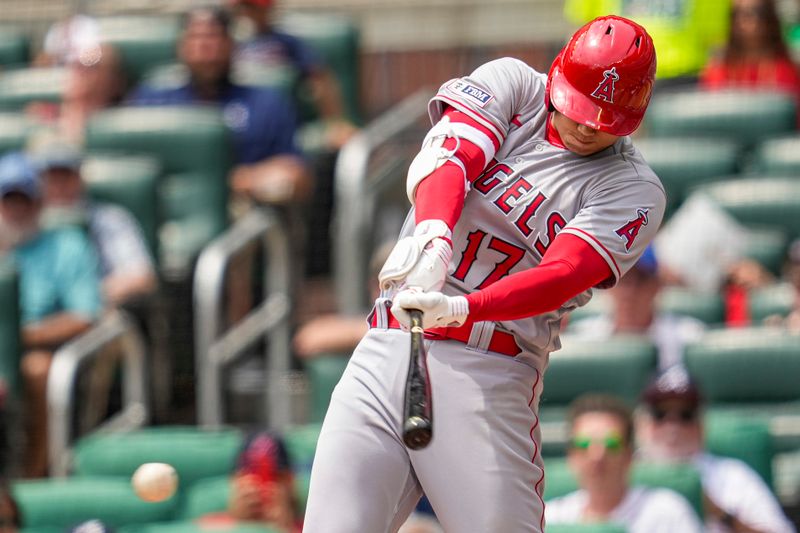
[591,67,620,103]
[616,208,649,251]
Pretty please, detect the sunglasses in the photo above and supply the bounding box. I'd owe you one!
[570,433,625,452]
[649,407,698,423]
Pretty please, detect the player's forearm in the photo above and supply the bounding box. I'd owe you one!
[465,233,612,322]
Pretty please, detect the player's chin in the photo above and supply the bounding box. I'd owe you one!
[565,140,600,156]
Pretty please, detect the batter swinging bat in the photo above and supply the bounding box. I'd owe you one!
[403,309,433,450]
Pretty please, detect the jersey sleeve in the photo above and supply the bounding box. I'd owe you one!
[559,178,666,287]
[428,57,543,156]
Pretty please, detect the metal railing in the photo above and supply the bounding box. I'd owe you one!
[194,208,292,429]
[48,310,149,477]
[333,87,433,314]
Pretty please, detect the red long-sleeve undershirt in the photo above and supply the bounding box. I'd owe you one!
[412,107,613,323]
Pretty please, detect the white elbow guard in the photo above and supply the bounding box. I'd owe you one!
[378,220,452,292]
[406,115,461,205]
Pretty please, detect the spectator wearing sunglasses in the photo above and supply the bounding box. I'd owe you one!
[545,393,703,533]
[636,366,796,533]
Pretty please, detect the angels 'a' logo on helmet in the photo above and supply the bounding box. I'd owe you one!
[591,67,620,103]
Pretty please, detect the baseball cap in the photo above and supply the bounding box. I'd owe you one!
[0,152,41,200]
[235,430,291,482]
[27,132,83,172]
[641,365,702,408]
[632,245,658,276]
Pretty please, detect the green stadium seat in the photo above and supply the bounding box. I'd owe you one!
[705,412,774,488]
[276,13,361,125]
[742,226,790,275]
[685,327,800,452]
[543,458,704,519]
[120,521,280,533]
[86,106,233,275]
[0,255,20,396]
[635,137,740,214]
[96,16,181,83]
[141,63,297,97]
[0,112,32,154]
[748,283,796,324]
[83,154,162,260]
[177,476,229,520]
[0,67,66,111]
[283,423,321,511]
[303,355,348,423]
[753,135,800,175]
[645,89,796,146]
[0,28,29,68]
[72,426,244,488]
[12,477,176,528]
[542,335,658,407]
[694,177,800,240]
[657,286,725,325]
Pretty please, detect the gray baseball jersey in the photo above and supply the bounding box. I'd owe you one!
[385,57,666,367]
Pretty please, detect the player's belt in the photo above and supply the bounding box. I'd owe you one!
[371,310,522,357]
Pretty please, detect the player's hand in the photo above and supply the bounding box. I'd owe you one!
[392,290,469,329]
[378,220,452,293]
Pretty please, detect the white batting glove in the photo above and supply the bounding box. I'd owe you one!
[378,220,452,293]
[391,290,469,330]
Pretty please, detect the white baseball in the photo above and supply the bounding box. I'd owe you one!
[131,462,178,502]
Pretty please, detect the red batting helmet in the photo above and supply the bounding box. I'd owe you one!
[546,15,656,136]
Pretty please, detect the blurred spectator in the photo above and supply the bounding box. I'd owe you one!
[545,393,703,532]
[636,366,796,533]
[564,0,730,84]
[0,481,20,533]
[700,0,800,124]
[764,238,800,330]
[34,14,100,67]
[227,0,358,151]
[198,430,301,532]
[129,7,311,207]
[28,133,156,307]
[293,240,392,360]
[28,43,126,144]
[565,246,706,370]
[0,152,102,477]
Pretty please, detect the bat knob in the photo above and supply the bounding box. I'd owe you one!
[403,416,433,450]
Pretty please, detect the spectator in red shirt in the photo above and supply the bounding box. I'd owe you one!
[700,0,800,124]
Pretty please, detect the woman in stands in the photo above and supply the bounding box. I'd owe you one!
[700,0,800,125]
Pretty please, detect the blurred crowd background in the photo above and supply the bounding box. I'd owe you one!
[0,0,800,531]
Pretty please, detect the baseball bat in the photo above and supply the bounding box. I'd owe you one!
[402,309,433,450]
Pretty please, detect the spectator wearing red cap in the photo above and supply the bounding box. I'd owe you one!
[227,0,358,151]
[198,431,302,532]
[636,366,796,533]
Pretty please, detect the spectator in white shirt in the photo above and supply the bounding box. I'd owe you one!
[545,393,704,533]
[636,366,797,533]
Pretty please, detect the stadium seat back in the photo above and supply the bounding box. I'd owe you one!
[73,427,243,488]
[0,28,29,68]
[646,89,796,146]
[635,137,739,214]
[753,135,800,175]
[685,328,800,403]
[657,287,725,325]
[0,256,20,396]
[542,335,657,406]
[96,16,181,83]
[694,177,800,240]
[12,477,176,528]
[748,283,795,324]
[83,154,161,260]
[304,356,349,423]
[177,475,229,520]
[0,112,31,153]
[705,412,774,488]
[0,67,66,110]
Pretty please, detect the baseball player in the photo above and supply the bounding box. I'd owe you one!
[304,15,664,533]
